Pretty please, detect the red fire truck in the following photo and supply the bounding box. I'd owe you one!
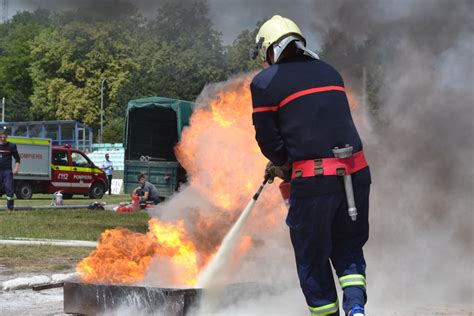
[9,137,108,199]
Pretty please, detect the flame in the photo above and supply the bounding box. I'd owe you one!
[147,218,199,285]
[80,75,350,286]
[238,235,253,253]
[77,219,201,286]
[76,228,155,284]
[176,79,268,210]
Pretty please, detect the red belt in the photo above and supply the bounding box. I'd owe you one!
[292,150,368,178]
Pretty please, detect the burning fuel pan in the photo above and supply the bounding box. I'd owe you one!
[63,281,201,316]
[64,281,276,315]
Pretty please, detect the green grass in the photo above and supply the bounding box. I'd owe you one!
[0,245,92,274]
[0,209,150,241]
[0,180,152,275]
[0,204,150,274]
[9,193,132,208]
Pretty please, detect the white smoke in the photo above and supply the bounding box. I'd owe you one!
[199,1,474,314]
[153,1,474,312]
[145,74,298,306]
[326,1,474,312]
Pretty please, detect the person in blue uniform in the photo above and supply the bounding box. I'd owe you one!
[0,127,20,210]
[250,16,371,316]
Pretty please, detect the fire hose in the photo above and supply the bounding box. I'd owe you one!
[197,175,270,288]
[199,145,361,289]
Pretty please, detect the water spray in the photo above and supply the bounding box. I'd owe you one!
[197,175,270,288]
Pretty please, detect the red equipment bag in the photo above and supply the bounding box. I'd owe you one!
[279,180,291,207]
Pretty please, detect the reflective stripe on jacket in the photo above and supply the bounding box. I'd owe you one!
[250,55,371,197]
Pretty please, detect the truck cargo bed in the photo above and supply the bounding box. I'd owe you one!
[123,160,179,198]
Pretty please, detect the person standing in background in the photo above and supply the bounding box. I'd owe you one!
[101,153,114,195]
[0,127,20,210]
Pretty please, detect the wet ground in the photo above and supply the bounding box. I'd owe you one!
[0,271,472,315]
[0,268,67,316]
[0,287,64,316]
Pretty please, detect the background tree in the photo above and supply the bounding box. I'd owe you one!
[29,17,140,128]
[224,22,263,75]
[102,117,125,144]
[123,0,227,101]
[0,9,51,121]
[320,29,383,117]
[0,0,266,134]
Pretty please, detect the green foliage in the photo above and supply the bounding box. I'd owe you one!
[103,117,124,144]
[152,0,220,49]
[0,1,292,129]
[320,29,385,117]
[29,20,139,126]
[224,23,263,75]
[0,9,51,121]
[121,0,227,102]
[0,1,390,130]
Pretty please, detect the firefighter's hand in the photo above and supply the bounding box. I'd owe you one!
[264,162,275,183]
[265,161,292,184]
[13,163,19,175]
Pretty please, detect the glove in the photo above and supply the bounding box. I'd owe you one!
[265,161,292,184]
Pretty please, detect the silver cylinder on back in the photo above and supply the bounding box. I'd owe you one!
[332,145,358,221]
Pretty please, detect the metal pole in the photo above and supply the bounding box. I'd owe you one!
[1,97,4,123]
[100,77,116,144]
[100,78,106,144]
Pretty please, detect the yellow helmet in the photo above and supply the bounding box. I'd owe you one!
[251,15,319,63]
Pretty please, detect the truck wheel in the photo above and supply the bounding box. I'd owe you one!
[89,182,105,199]
[16,182,33,200]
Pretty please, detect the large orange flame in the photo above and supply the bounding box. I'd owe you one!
[77,219,202,286]
[76,228,156,284]
[147,218,199,285]
[76,75,306,286]
[176,78,266,210]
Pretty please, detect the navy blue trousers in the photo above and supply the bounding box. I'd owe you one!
[0,169,14,210]
[287,184,370,315]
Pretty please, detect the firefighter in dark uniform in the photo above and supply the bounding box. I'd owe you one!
[250,16,371,316]
[0,127,20,210]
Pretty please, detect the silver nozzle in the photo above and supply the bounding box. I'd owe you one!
[349,207,358,221]
[334,145,358,221]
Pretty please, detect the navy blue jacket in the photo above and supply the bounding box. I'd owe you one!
[251,55,371,197]
[0,142,20,170]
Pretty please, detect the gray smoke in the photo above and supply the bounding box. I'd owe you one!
[8,0,319,45]
[304,0,473,311]
[212,0,474,312]
[8,0,473,312]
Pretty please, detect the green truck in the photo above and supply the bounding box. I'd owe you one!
[123,96,194,198]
